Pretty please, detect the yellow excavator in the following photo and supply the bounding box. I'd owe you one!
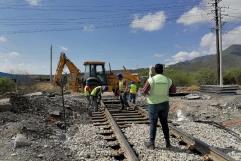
[122,66,140,83]
[53,52,81,92]
[53,53,140,93]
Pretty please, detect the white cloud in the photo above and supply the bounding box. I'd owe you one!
[153,53,163,58]
[83,25,95,32]
[60,47,68,52]
[166,25,241,65]
[200,26,241,53]
[0,51,20,59]
[0,51,31,74]
[177,0,241,25]
[0,36,7,43]
[166,51,204,65]
[25,0,41,6]
[8,52,20,57]
[130,11,166,31]
[177,7,210,25]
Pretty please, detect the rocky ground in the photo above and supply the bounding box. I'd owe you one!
[178,122,241,160]
[1,91,241,161]
[0,92,91,161]
[169,93,241,137]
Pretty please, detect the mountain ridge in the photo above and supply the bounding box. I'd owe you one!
[170,44,241,71]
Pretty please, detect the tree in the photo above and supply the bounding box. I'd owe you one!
[0,78,15,94]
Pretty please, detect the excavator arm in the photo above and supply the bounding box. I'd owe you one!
[122,66,140,83]
[53,52,81,92]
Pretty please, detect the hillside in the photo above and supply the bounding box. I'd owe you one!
[170,44,241,71]
[0,72,12,77]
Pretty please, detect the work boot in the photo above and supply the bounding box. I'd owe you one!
[166,143,172,149]
[121,105,124,110]
[144,141,155,150]
[87,111,92,116]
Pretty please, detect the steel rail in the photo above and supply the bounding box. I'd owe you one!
[100,101,140,161]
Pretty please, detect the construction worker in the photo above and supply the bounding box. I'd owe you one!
[90,85,108,112]
[117,73,130,110]
[142,64,175,150]
[84,84,91,110]
[129,81,137,104]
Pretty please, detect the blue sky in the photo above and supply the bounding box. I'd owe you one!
[0,0,241,74]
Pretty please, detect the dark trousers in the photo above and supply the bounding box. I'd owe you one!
[148,101,170,145]
[129,93,136,104]
[85,96,91,109]
[91,95,101,112]
[120,92,129,109]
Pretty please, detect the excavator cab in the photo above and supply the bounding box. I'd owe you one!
[84,61,107,86]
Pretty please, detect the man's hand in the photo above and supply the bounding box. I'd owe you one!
[149,65,153,78]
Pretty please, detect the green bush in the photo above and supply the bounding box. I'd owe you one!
[138,68,149,77]
[137,67,241,86]
[164,69,196,86]
[224,68,241,84]
[195,69,217,85]
[0,78,15,94]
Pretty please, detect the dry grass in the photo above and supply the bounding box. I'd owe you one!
[177,85,200,93]
[33,82,60,92]
[16,82,60,94]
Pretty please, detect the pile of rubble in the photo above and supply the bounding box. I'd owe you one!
[0,92,91,161]
[226,96,241,109]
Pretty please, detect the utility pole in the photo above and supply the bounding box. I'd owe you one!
[218,8,223,86]
[214,0,220,85]
[50,45,53,83]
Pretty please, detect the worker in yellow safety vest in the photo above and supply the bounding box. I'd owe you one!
[90,85,108,112]
[142,64,176,150]
[117,73,130,110]
[84,84,91,110]
[129,81,137,104]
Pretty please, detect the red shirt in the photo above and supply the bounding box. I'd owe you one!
[141,81,151,95]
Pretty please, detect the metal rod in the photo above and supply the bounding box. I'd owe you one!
[61,77,67,132]
[215,0,220,84]
[218,8,223,86]
[50,45,53,83]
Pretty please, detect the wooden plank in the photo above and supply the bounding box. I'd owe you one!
[113,115,143,119]
[117,120,149,125]
[92,119,107,123]
[115,117,148,122]
[112,113,141,117]
[93,122,109,126]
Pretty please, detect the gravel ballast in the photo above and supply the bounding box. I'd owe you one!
[123,124,202,161]
[65,124,117,161]
[178,122,241,160]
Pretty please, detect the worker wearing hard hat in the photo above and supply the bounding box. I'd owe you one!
[90,85,108,112]
[142,64,176,150]
[129,81,137,104]
[117,73,130,110]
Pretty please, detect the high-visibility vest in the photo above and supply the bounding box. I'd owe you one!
[91,86,102,96]
[130,84,137,94]
[147,74,172,104]
[84,86,90,96]
[119,79,126,92]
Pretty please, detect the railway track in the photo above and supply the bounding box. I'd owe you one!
[91,96,237,161]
